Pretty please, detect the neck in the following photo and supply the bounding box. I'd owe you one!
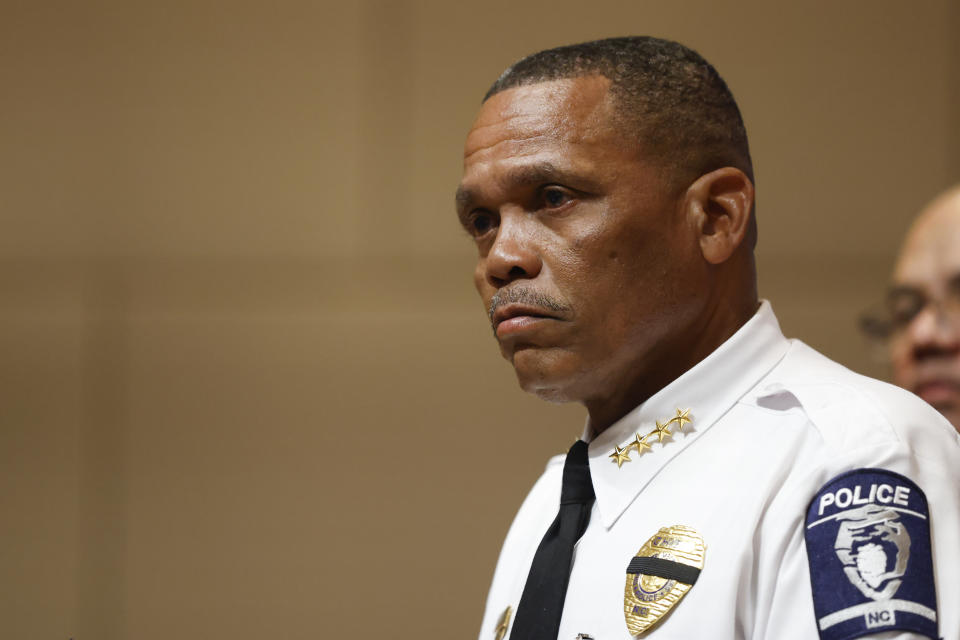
[585,294,759,435]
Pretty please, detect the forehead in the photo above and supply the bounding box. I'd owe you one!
[462,76,622,170]
[894,198,960,289]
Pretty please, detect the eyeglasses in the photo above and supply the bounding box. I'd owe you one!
[859,274,960,341]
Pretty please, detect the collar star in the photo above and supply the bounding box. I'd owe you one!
[673,408,692,430]
[633,433,651,452]
[609,444,632,468]
[654,420,673,443]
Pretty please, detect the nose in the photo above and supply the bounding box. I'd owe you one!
[904,304,960,361]
[482,211,542,289]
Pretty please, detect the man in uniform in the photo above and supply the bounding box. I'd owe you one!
[455,37,960,640]
[887,186,960,432]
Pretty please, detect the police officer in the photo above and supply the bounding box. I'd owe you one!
[455,37,960,640]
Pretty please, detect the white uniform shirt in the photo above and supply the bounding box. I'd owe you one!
[479,302,960,640]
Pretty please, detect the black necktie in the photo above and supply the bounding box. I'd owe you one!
[510,440,595,640]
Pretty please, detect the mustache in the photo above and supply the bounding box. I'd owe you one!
[488,287,572,325]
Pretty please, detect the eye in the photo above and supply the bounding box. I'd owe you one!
[541,185,574,209]
[886,288,925,328]
[948,273,960,298]
[466,209,498,238]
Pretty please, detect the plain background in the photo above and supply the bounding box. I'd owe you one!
[2,1,958,638]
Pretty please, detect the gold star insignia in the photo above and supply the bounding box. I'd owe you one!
[610,444,631,467]
[655,420,673,443]
[610,409,694,468]
[633,433,651,453]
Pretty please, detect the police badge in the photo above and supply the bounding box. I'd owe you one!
[805,469,938,640]
[623,525,705,635]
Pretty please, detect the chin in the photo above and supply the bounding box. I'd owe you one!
[523,381,577,404]
[510,348,583,404]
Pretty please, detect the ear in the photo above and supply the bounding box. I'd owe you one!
[684,167,755,265]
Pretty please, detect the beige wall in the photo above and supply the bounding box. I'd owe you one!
[2,1,958,638]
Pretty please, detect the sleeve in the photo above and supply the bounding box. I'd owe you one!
[755,441,960,640]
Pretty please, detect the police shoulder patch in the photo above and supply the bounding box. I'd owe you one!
[804,468,938,640]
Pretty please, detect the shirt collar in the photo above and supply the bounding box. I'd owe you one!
[584,300,791,528]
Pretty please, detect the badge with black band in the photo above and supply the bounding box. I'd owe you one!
[623,525,705,635]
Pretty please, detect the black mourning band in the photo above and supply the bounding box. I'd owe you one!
[626,556,701,585]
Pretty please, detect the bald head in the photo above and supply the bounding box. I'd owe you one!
[889,186,960,431]
[894,187,960,283]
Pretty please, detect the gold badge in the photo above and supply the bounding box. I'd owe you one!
[609,409,692,467]
[623,525,705,635]
[493,605,511,640]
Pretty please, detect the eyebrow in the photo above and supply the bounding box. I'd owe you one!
[887,284,922,298]
[454,184,476,213]
[888,271,960,297]
[454,161,576,213]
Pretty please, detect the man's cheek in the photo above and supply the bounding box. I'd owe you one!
[888,348,912,386]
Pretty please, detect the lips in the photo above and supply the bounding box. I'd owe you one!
[914,378,960,408]
[492,303,561,338]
